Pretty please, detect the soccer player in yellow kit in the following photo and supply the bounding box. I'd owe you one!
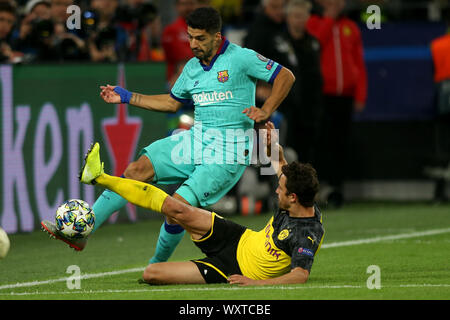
[79,122,324,285]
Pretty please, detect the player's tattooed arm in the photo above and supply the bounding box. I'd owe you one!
[130,93,142,105]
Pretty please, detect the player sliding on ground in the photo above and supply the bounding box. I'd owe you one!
[41,6,295,263]
[77,122,324,285]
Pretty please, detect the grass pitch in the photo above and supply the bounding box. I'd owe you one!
[0,202,449,301]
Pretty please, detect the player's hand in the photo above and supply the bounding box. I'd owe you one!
[264,121,283,159]
[227,274,259,286]
[264,121,277,148]
[242,106,269,123]
[100,84,121,104]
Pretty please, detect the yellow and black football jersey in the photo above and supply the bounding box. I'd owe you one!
[236,205,324,280]
[192,207,324,283]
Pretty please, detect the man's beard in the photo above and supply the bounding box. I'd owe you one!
[192,47,213,62]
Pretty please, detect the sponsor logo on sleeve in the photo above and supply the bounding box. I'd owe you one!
[266,60,274,70]
[298,247,314,257]
[257,53,269,62]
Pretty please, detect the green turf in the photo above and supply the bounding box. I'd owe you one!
[1,202,449,300]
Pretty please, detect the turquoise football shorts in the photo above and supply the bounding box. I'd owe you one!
[139,130,247,208]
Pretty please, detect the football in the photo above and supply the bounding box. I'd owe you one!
[0,227,10,259]
[55,199,95,238]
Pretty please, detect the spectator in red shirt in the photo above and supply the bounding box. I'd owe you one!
[162,0,197,85]
[426,15,450,202]
[306,0,368,208]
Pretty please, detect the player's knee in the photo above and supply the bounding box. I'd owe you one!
[124,160,153,182]
[142,263,165,284]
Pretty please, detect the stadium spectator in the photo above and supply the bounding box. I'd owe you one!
[49,0,71,24]
[0,0,20,63]
[75,121,324,285]
[13,0,88,62]
[427,16,450,202]
[244,0,286,65]
[12,0,52,61]
[51,0,90,61]
[117,0,165,62]
[272,0,323,166]
[86,0,128,62]
[161,0,196,84]
[239,0,287,215]
[24,0,51,19]
[306,0,367,208]
[243,0,287,119]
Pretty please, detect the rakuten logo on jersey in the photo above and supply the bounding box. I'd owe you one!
[192,91,233,106]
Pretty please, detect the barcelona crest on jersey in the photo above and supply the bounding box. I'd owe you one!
[217,70,229,83]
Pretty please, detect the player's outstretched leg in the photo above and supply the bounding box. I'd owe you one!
[79,142,128,233]
[40,142,102,251]
[79,144,169,214]
[78,142,186,263]
[79,143,188,263]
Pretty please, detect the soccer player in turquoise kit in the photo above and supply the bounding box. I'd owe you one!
[41,7,295,263]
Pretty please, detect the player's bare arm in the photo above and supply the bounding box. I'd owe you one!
[129,93,183,113]
[227,267,309,286]
[243,67,295,122]
[100,84,183,113]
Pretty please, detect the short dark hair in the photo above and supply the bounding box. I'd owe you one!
[0,1,16,15]
[281,162,319,207]
[186,7,222,34]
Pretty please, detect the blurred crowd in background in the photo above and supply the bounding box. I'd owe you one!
[0,0,448,66]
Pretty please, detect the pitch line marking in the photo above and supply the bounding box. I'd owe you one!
[2,284,450,296]
[1,227,450,291]
[0,267,144,290]
[321,227,450,249]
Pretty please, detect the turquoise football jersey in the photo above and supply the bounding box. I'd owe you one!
[170,38,282,165]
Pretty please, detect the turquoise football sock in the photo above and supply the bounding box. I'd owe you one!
[91,189,128,233]
[149,221,185,264]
